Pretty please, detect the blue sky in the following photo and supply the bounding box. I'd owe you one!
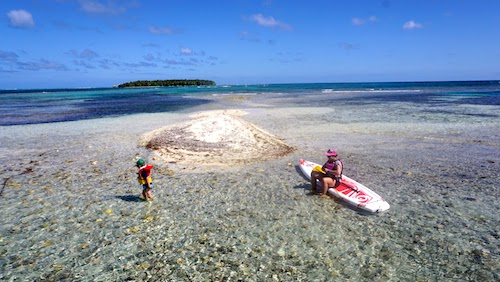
[1,0,499,89]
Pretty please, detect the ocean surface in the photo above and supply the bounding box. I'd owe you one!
[1,80,499,281]
[1,80,499,126]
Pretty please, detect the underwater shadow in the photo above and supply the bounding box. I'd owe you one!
[115,194,144,202]
[295,165,309,181]
[329,197,376,216]
[293,164,316,196]
[305,189,378,216]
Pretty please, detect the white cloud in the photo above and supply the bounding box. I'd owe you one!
[0,50,19,62]
[19,59,66,71]
[180,48,193,55]
[143,53,156,61]
[149,26,174,35]
[403,20,423,30]
[7,10,35,28]
[68,48,99,59]
[352,16,378,26]
[78,0,127,15]
[339,42,357,50]
[248,14,291,30]
[352,18,364,26]
[239,31,262,43]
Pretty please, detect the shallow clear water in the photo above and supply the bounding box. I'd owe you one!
[0,83,499,281]
[1,81,499,126]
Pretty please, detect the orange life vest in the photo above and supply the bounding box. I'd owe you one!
[137,164,153,185]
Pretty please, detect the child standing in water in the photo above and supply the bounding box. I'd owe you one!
[136,159,154,201]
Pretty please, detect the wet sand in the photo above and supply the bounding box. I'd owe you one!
[0,92,499,281]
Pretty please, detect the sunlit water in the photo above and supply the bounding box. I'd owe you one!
[0,81,499,281]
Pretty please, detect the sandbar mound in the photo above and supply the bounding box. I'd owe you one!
[139,110,295,166]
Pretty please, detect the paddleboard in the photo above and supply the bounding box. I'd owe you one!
[299,159,390,213]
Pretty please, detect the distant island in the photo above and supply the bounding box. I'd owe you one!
[117,79,216,88]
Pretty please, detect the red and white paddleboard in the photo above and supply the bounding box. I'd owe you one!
[300,159,390,213]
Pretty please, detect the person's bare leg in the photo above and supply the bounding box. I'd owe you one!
[321,178,336,198]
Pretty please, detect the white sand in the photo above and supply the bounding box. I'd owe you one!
[139,110,295,168]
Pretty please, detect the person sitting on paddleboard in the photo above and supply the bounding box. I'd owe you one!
[310,149,343,198]
[136,159,154,201]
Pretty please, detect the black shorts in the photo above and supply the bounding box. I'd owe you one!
[333,176,342,188]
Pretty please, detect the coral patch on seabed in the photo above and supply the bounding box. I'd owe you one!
[139,110,295,167]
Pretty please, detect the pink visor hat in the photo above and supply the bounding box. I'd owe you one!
[325,149,337,157]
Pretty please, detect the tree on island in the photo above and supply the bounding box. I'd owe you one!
[118,79,216,88]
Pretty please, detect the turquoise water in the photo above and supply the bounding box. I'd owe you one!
[0,80,499,281]
[1,81,499,126]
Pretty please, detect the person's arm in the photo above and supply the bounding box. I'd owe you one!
[333,161,342,177]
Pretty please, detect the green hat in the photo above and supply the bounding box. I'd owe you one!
[136,159,145,166]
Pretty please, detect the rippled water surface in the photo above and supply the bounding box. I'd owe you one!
[0,85,499,281]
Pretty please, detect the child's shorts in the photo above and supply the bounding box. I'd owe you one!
[142,183,153,190]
